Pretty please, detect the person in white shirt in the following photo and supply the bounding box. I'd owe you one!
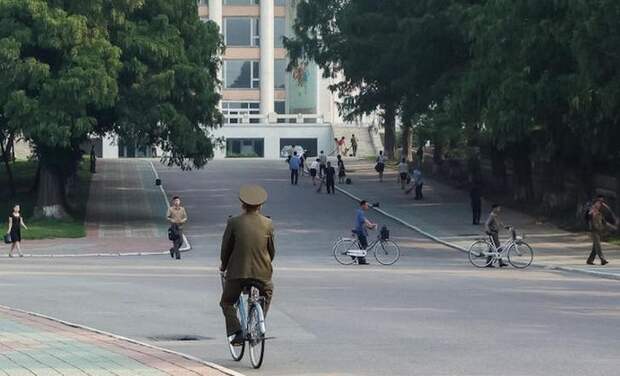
[310,158,320,185]
[398,158,408,190]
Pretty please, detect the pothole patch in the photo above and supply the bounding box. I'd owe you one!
[148,335,213,342]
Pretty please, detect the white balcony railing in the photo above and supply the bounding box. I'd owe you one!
[223,113,326,125]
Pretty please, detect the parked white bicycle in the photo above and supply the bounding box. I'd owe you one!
[468,226,534,268]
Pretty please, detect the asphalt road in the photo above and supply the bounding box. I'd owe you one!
[1,160,619,376]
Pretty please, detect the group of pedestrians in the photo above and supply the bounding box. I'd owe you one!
[334,134,358,157]
[287,149,347,195]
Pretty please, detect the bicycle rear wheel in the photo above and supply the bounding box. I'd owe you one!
[468,240,493,268]
[333,238,358,265]
[374,240,400,265]
[248,304,265,369]
[227,299,246,361]
[507,241,534,269]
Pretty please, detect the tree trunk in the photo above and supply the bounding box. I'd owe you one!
[401,124,412,161]
[382,104,397,159]
[0,133,16,196]
[512,147,534,202]
[34,164,69,219]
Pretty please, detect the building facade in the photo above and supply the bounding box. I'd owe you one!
[101,0,348,160]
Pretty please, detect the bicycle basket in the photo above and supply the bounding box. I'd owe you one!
[380,225,390,240]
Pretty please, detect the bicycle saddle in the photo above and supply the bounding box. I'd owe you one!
[241,279,266,293]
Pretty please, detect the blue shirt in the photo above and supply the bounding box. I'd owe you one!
[289,156,301,170]
[355,208,368,236]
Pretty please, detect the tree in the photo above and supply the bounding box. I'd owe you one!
[286,0,410,158]
[0,0,122,218]
[0,0,223,218]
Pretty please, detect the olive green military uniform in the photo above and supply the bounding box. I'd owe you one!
[588,210,608,264]
[220,212,275,335]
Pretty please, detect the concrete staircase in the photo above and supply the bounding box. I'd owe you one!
[331,125,378,158]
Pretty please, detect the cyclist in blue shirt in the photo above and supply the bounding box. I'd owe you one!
[354,200,377,265]
[289,151,301,185]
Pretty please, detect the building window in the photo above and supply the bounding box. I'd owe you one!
[274,59,286,89]
[274,17,285,48]
[197,0,208,5]
[223,0,287,6]
[224,0,259,5]
[222,101,260,123]
[252,61,260,88]
[275,101,286,114]
[224,60,260,88]
[224,18,260,47]
[226,138,264,158]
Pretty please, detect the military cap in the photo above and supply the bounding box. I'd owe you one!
[239,185,268,206]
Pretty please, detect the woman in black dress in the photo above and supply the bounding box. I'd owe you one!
[7,204,28,257]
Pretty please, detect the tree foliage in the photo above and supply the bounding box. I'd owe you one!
[0,0,222,217]
[289,0,620,207]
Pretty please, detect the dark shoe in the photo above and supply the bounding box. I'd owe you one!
[601,260,609,266]
[586,260,595,265]
[485,264,495,268]
[229,331,244,346]
[499,262,509,268]
[358,257,369,265]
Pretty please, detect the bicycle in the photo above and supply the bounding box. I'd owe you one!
[220,273,267,369]
[333,225,400,265]
[468,226,534,269]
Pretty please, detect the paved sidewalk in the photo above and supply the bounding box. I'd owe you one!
[0,305,237,376]
[338,159,620,279]
[3,160,169,257]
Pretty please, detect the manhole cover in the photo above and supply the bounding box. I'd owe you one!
[148,335,213,342]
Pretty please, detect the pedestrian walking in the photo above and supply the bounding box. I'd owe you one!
[167,196,187,260]
[299,152,306,176]
[289,151,301,185]
[339,136,348,156]
[6,204,27,257]
[351,134,358,157]
[398,158,408,190]
[337,155,346,184]
[325,161,336,194]
[319,150,327,177]
[375,151,385,182]
[586,197,617,265]
[484,204,508,267]
[220,185,275,346]
[310,158,319,185]
[412,166,424,200]
[353,200,377,265]
[470,182,482,225]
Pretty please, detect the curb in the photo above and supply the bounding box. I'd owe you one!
[2,249,190,258]
[0,304,246,376]
[335,185,620,282]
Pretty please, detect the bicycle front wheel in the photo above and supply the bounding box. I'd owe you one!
[333,238,358,265]
[468,240,493,268]
[374,240,400,265]
[227,299,246,361]
[248,304,266,369]
[507,241,534,269]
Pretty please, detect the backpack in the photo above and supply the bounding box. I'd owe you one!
[345,178,352,184]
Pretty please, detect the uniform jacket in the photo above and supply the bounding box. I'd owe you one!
[221,212,276,282]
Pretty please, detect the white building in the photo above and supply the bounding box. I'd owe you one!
[101,0,378,160]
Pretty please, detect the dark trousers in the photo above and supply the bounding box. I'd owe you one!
[488,231,506,265]
[171,228,183,259]
[471,200,481,224]
[587,231,606,263]
[319,164,326,177]
[290,169,299,185]
[415,183,424,200]
[326,178,335,194]
[356,233,368,263]
[352,145,357,156]
[220,278,273,335]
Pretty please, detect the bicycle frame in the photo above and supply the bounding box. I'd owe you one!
[341,237,381,257]
[485,228,524,260]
